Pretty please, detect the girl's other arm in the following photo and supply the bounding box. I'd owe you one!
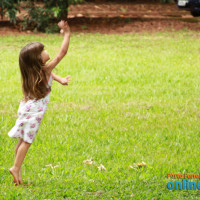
[51,72,72,86]
[44,21,70,73]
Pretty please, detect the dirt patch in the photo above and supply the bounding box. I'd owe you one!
[0,2,200,35]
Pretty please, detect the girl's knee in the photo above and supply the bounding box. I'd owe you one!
[24,141,32,146]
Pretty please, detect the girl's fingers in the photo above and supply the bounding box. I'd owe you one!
[63,75,72,84]
[58,20,65,28]
[64,21,69,25]
[58,20,62,26]
[66,75,72,80]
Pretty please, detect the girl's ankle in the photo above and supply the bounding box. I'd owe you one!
[12,166,20,172]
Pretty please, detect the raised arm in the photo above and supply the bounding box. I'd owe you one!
[51,72,72,86]
[43,21,70,73]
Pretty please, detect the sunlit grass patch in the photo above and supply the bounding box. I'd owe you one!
[1,30,200,199]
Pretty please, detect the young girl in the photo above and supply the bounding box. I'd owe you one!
[8,20,71,186]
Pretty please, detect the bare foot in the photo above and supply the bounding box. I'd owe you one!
[19,168,23,184]
[9,166,19,186]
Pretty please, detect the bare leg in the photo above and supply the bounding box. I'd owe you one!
[15,139,23,184]
[9,140,31,186]
[9,139,23,185]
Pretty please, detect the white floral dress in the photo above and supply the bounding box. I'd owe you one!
[8,75,53,144]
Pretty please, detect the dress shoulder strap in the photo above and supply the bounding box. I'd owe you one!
[48,74,53,87]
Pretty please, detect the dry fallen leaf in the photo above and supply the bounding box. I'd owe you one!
[94,5,101,9]
[97,164,106,171]
[83,158,94,165]
[83,159,106,171]
[129,161,147,170]
[131,193,134,197]
[137,161,147,168]
[76,13,83,17]
[45,164,60,169]
[46,164,53,168]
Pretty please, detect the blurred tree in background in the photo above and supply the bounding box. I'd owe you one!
[0,0,20,23]
[0,0,176,32]
[0,0,83,32]
[22,0,83,32]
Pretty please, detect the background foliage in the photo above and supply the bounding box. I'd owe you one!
[0,0,20,23]
[0,0,83,32]
[1,0,177,32]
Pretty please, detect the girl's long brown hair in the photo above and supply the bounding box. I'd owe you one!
[19,42,49,102]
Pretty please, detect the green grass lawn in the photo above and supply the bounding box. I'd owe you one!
[0,30,200,199]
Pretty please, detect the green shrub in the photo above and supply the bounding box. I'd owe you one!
[22,0,83,33]
[21,1,54,32]
[0,0,20,23]
[2,0,83,32]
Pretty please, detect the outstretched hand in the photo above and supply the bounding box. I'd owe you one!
[58,20,70,34]
[61,75,72,86]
